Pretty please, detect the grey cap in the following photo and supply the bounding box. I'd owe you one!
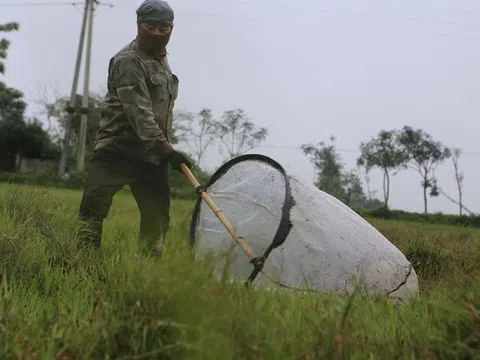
[136,0,174,26]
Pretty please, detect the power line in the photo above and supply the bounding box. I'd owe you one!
[196,0,480,32]
[234,0,480,16]
[2,2,479,40]
[177,9,480,41]
[0,1,113,7]
[0,1,79,6]
[3,0,479,27]
[3,0,479,26]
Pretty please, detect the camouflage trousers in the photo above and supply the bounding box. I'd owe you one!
[78,149,170,255]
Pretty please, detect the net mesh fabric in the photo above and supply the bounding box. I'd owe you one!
[192,158,286,280]
[262,174,417,298]
[191,155,418,300]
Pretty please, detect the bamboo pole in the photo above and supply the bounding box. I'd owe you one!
[180,163,258,261]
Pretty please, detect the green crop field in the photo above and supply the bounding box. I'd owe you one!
[0,183,478,359]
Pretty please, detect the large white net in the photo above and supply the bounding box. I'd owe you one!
[190,155,418,301]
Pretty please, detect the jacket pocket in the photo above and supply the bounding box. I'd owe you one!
[149,72,168,106]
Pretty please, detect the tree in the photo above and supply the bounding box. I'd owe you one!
[302,136,367,207]
[0,22,56,171]
[430,148,475,216]
[0,116,58,171]
[342,169,368,208]
[0,22,24,123]
[174,108,217,166]
[0,22,19,75]
[361,165,376,201]
[0,83,57,172]
[357,130,409,209]
[33,83,63,136]
[302,136,345,200]
[171,110,184,145]
[357,165,384,209]
[20,118,58,159]
[398,126,451,213]
[0,81,26,123]
[451,148,464,216]
[214,109,268,160]
[0,115,25,171]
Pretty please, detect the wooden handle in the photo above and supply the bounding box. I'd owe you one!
[180,163,258,261]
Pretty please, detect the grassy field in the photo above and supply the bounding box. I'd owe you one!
[0,183,479,359]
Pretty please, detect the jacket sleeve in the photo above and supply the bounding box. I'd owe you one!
[111,55,174,157]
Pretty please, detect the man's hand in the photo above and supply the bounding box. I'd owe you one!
[167,150,192,172]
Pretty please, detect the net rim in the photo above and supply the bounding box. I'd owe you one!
[189,154,295,253]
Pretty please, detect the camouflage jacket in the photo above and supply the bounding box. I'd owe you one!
[94,39,178,164]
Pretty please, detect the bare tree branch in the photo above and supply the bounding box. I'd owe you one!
[174,108,217,166]
[214,109,268,160]
[437,187,475,216]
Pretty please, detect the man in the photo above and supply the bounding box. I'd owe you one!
[77,0,191,255]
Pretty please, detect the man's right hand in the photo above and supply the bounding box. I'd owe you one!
[167,150,192,172]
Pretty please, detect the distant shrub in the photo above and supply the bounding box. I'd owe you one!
[0,163,211,200]
[354,207,480,228]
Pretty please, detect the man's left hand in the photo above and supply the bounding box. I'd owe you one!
[167,150,192,172]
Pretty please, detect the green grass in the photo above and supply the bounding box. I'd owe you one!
[0,183,479,359]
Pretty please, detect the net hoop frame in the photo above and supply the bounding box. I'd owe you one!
[189,154,296,278]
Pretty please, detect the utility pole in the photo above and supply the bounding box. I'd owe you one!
[58,0,89,177]
[77,0,96,172]
[58,0,109,176]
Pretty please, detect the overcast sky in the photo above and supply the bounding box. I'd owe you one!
[1,0,479,214]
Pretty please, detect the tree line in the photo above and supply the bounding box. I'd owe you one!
[303,129,467,215]
[0,22,58,172]
[170,109,469,216]
[0,21,470,215]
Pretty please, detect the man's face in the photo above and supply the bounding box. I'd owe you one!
[137,22,173,56]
